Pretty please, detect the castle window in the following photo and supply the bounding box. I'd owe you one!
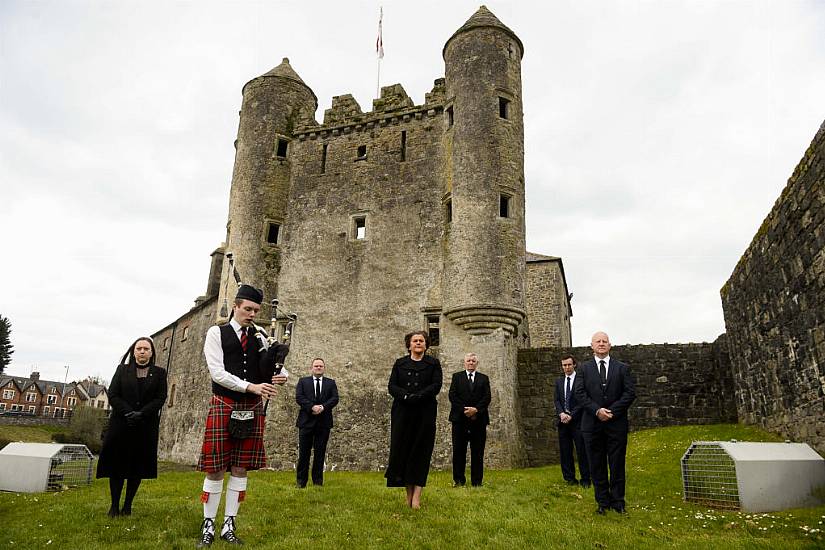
[168,384,176,408]
[445,198,453,223]
[353,216,367,240]
[356,145,367,160]
[426,315,440,347]
[321,143,328,174]
[266,222,280,245]
[182,325,190,341]
[400,131,407,162]
[163,337,170,351]
[499,194,511,218]
[446,106,454,127]
[276,138,288,158]
[499,97,510,119]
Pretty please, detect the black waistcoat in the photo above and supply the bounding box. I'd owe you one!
[212,324,262,400]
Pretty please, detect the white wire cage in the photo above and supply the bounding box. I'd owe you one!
[0,442,94,493]
[681,441,825,512]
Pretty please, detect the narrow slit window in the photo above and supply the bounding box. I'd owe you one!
[499,194,511,218]
[276,138,288,158]
[357,145,367,160]
[499,97,510,119]
[354,217,366,240]
[182,325,190,341]
[266,222,280,245]
[400,131,407,162]
[321,143,328,173]
[426,315,441,347]
[168,384,176,408]
[446,106,454,127]
[445,199,453,223]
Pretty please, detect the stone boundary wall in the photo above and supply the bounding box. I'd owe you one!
[721,120,825,455]
[517,337,736,467]
[0,417,70,428]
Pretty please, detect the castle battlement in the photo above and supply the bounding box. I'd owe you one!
[295,79,446,138]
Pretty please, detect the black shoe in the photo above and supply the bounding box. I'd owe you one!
[196,518,215,548]
[121,506,132,516]
[107,506,119,518]
[312,480,323,486]
[596,506,608,515]
[612,505,627,514]
[452,481,465,487]
[220,517,244,545]
[580,481,591,488]
[565,479,579,485]
[471,482,483,487]
[296,482,307,488]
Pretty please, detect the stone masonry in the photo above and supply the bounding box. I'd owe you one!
[518,338,736,467]
[721,120,825,455]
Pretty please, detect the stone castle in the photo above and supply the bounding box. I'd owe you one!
[153,7,572,470]
[152,6,825,469]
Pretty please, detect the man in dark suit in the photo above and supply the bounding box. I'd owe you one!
[295,358,339,488]
[554,355,590,488]
[574,331,636,515]
[448,352,491,487]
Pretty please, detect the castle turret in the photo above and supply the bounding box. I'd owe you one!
[220,58,317,308]
[442,6,526,336]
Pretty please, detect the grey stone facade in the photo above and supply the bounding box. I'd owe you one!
[518,338,736,467]
[721,120,825,455]
[153,7,571,470]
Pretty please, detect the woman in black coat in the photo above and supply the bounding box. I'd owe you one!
[385,330,442,509]
[97,337,167,517]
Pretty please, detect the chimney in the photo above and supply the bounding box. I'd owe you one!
[30,371,40,381]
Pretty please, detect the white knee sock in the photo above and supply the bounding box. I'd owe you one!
[223,475,247,522]
[202,478,224,524]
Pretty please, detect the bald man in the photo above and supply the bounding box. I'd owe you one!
[574,332,636,515]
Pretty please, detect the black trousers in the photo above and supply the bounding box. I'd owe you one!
[451,421,487,486]
[296,426,330,486]
[558,420,590,483]
[582,425,628,508]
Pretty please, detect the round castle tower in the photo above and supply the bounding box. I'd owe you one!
[220,58,317,309]
[442,6,527,335]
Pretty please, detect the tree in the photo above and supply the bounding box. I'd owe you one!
[0,315,13,376]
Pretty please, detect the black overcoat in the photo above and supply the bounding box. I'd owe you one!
[385,354,442,487]
[96,363,168,479]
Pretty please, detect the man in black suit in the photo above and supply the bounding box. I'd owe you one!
[574,331,636,515]
[295,358,339,488]
[554,355,590,488]
[448,352,491,487]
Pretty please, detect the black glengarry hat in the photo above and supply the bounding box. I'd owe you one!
[236,284,264,305]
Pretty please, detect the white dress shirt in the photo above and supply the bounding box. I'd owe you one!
[204,319,289,393]
[594,355,611,379]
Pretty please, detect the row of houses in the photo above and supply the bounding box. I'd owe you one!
[0,371,109,418]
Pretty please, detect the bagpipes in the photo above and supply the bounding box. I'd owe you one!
[221,252,298,411]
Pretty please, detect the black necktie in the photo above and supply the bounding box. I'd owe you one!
[240,327,248,352]
[314,377,321,398]
[565,376,571,411]
[468,372,474,386]
[599,360,607,385]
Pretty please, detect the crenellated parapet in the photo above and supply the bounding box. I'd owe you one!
[295,79,446,140]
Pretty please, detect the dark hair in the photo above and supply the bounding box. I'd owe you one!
[560,354,576,365]
[121,337,157,367]
[404,330,429,351]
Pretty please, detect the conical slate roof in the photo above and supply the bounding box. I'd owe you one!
[260,57,308,86]
[443,5,523,59]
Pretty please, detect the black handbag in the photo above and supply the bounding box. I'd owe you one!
[227,409,255,439]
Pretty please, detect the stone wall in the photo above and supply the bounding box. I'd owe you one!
[721,120,825,455]
[517,338,736,467]
[524,255,572,347]
[0,417,70,428]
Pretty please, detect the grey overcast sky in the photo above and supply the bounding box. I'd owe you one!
[1,0,824,384]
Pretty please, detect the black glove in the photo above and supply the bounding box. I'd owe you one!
[125,411,143,426]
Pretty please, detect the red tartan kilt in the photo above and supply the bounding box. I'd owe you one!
[198,394,266,473]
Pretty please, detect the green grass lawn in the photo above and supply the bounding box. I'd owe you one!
[1,424,823,549]
[0,423,65,444]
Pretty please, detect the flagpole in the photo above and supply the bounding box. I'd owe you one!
[376,6,383,99]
